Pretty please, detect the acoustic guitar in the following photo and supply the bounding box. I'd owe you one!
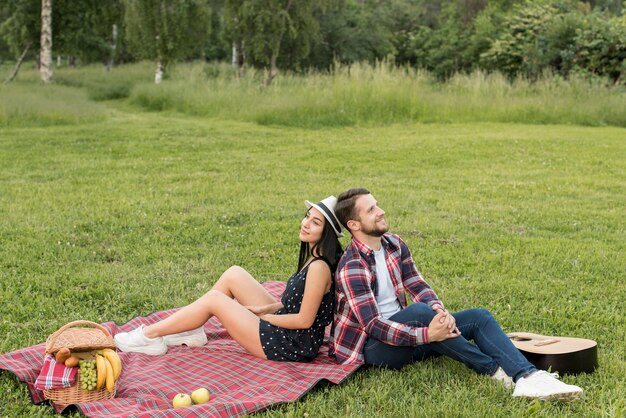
[507,332,598,375]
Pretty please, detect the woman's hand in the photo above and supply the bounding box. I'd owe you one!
[246,305,267,315]
[246,303,282,316]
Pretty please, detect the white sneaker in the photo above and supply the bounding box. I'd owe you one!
[162,327,208,347]
[512,370,583,401]
[114,325,168,355]
[491,367,514,389]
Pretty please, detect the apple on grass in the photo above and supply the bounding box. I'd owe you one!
[191,387,210,404]
[172,393,192,408]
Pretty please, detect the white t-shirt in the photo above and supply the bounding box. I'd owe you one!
[374,247,402,319]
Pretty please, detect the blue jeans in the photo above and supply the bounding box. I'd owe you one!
[363,303,536,382]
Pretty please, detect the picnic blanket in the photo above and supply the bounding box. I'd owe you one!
[0,281,360,417]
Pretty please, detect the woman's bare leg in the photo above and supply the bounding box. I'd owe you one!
[142,266,274,344]
[211,265,276,306]
[146,290,266,358]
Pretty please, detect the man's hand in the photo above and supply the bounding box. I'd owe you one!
[434,307,459,335]
[428,312,461,342]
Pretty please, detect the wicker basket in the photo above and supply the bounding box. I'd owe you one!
[45,320,115,355]
[43,320,117,408]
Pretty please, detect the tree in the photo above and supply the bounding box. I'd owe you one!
[52,0,124,68]
[123,0,212,83]
[224,0,327,85]
[0,0,40,83]
[40,0,52,82]
[223,0,246,75]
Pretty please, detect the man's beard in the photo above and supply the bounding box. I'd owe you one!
[360,220,389,237]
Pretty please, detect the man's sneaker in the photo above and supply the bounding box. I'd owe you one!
[162,327,208,347]
[491,366,514,389]
[114,325,168,355]
[512,370,583,401]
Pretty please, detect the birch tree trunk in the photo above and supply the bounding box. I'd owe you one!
[233,39,245,77]
[263,0,293,87]
[4,43,31,84]
[155,60,164,84]
[107,24,118,72]
[238,40,245,78]
[265,53,278,87]
[40,0,53,83]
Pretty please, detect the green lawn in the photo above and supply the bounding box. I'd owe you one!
[1,106,625,417]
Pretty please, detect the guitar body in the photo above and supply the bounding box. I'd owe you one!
[508,332,598,375]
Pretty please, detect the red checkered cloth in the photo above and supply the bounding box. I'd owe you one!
[0,281,360,417]
[34,355,78,390]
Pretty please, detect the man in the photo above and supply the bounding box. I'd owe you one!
[331,188,583,400]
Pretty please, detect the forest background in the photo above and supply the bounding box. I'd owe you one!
[1,0,625,86]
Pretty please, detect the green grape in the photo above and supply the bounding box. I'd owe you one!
[77,357,100,391]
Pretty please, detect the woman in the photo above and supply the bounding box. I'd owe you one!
[115,196,343,362]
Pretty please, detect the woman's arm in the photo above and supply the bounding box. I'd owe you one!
[259,260,331,330]
[246,302,284,316]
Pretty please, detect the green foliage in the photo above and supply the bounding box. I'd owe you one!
[1,0,624,82]
[224,0,323,71]
[123,0,212,70]
[480,3,561,78]
[304,0,395,69]
[0,0,40,58]
[480,1,626,82]
[52,0,124,64]
[575,11,626,82]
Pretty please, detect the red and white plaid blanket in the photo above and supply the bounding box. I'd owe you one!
[0,281,360,417]
[34,355,78,390]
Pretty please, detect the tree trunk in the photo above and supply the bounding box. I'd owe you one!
[234,39,245,77]
[56,55,61,67]
[264,53,278,87]
[40,0,53,83]
[68,55,76,67]
[106,24,117,72]
[155,60,164,84]
[263,0,292,87]
[4,42,31,84]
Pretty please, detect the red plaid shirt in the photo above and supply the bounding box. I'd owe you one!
[332,233,444,364]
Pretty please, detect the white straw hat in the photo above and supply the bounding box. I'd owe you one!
[304,196,343,237]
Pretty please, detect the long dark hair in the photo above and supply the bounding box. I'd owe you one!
[297,213,343,273]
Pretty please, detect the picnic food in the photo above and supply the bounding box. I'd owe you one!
[42,320,118,407]
[64,355,80,368]
[172,393,193,408]
[99,348,122,380]
[55,347,71,364]
[79,359,98,391]
[102,356,115,393]
[191,387,210,404]
[95,354,107,390]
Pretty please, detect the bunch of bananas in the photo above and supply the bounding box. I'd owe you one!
[95,348,122,393]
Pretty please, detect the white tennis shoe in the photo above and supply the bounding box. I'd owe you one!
[512,370,583,400]
[162,327,208,347]
[491,367,514,389]
[114,325,168,355]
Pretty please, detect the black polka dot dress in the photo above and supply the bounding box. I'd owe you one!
[259,260,334,362]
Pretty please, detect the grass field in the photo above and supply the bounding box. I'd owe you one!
[0,63,625,417]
